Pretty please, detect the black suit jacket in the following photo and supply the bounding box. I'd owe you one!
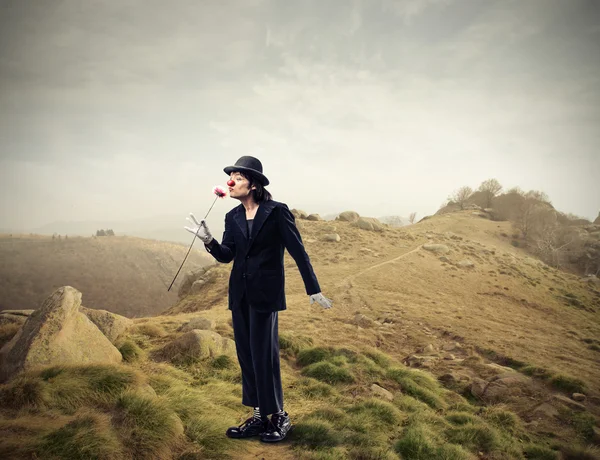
[204,199,321,312]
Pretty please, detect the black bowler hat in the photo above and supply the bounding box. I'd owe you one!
[223,156,269,186]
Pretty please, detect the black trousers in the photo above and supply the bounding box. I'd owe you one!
[231,291,284,416]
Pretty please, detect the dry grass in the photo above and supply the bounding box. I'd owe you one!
[1,210,599,458]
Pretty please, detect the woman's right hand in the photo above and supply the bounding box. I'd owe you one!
[184,213,213,244]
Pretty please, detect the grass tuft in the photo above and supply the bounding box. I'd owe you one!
[301,362,355,385]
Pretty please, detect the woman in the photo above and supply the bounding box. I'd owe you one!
[184,155,333,443]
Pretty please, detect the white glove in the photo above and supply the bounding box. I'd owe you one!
[183,213,213,244]
[309,292,333,309]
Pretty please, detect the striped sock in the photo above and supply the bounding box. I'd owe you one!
[274,409,285,416]
[253,407,262,420]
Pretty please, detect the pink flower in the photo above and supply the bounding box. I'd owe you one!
[213,185,227,198]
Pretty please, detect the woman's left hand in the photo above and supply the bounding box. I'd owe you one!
[309,292,333,309]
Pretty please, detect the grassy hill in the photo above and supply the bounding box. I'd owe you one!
[1,210,599,459]
[0,234,213,317]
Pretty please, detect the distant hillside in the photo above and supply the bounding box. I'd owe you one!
[24,213,223,246]
[0,234,213,317]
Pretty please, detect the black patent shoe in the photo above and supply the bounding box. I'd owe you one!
[260,411,294,443]
[226,416,268,438]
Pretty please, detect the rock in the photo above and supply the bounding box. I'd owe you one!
[351,217,385,232]
[439,256,451,264]
[191,279,207,295]
[485,363,517,374]
[457,260,475,268]
[179,317,216,332]
[439,373,458,384]
[470,378,487,398]
[552,394,587,412]
[354,313,375,328]
[139,383,157,398]
[322,233,341,242]
[0,312,31,326]
[0,310,34,317]
[482,374,532,403]
[336,211,360,222]
[371,383,394,401]
[420,344,435,353]
[177,265,230,299]
[442,342,461,351]
[291,209,309,219]
[0,286,122,383]
[530,403,559,420]
[306,214,322,221]
[158,330,236,363]
[572,393,586,402]
[423,244,450,254]
[79,306,133,344]
[405,354,438,368]
[444,354,455,360]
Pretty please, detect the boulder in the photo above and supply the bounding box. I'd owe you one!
[371,383,394,401]
[0,286,122,383]
[0,310,33,326]
[336,211,360,222]
[322,233,341,242]
[159,330,236,363]
[457,259,475,268]
[79,306,133,344]
[306,214,322,221]
[191,279,207,295]
[482,373,532,403]
[291,209,308,219]
[179,317,216,332]
[423,244,450,254]
[552,394,587,412]
[351,217,385,232]
[470,378,487,398]
[354,313,375,328]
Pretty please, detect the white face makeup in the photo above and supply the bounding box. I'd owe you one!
[229,172,255,196]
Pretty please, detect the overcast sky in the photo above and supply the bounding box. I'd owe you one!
[1,0,598,232]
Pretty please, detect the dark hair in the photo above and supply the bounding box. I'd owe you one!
[233,170,272,202]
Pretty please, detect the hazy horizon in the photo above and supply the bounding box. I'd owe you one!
[1,0,598,233]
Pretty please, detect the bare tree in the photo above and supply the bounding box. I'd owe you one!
[506,186,524,196]
[450,186,473,210]
[409,212,417,224]
[477,179,503,208]
[524,189,551,204]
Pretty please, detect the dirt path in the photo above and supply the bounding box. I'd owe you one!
[335,244,423,288]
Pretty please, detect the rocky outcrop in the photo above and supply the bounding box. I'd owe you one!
[79,306,133,344]
[336,211,360,222]
[423,244,450,254]
[0,286,122,383]
[178,317,216,332]
[322,233,341,242]
[291,209,309,219]
[157,330,236,363]
[0,310,33,326]
[351,217,385,232]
